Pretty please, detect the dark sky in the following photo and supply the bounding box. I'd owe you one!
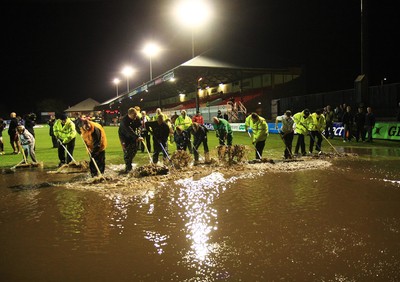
[1,0,399,117]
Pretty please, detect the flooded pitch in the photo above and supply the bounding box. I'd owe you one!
[1,149,400,281]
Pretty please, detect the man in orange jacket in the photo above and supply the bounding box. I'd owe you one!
[81,119,107,177]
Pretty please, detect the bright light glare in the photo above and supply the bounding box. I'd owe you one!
[113,78,120,85]
[121,66,134,77]
[143,43,160,57]
[174,0,213,28]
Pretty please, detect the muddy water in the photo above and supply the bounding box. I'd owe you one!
[1,153,400,281]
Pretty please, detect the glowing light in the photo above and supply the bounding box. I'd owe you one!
[173,0,213,28]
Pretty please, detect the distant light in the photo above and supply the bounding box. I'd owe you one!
[179,93,186,98]
[143,43,160,57]
[258,102,262,105]
[113,78,120,85]
[140,98,144,102]
[170,78,176,82]
[121,66,134,77]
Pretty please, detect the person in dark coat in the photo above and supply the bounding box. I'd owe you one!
[24,113,36,137]
[118,107,143,173]
[8,112,20,154]
[365,107,376,142]
[146,114,171,164]
[342,106,353,142]
[48,115,58,148]
[190,122,210,164]
[354,107,366,142]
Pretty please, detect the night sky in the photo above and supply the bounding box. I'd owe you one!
[1,0,399,118]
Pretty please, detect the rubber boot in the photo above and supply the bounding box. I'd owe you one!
[205,152,211,164]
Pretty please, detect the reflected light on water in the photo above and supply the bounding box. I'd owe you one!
[175,173,227,267]
[109,195,129,234]
[144,231,169,255]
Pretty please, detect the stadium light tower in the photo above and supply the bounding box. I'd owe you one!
[143,43,161,81]
[113,78,120,97]
[173,0,213,58]
[121,66,134,92]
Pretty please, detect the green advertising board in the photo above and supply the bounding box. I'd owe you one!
[373,122,400,141]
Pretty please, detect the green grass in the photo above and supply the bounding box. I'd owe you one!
[1,125,399,169]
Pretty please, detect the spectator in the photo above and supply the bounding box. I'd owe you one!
[365,107,376,142]
[354,107,366,142]
[342,106,353,142]
[48,115,58,148]
[324,105,335,139]
[192,110,204,125]
[8,112,19,154]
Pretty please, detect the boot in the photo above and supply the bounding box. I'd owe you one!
[205,152,211,163]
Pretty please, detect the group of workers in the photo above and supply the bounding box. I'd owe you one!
[273,108,327,159]
[3,106,338,178]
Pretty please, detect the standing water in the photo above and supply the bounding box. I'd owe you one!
[1,148,400,281]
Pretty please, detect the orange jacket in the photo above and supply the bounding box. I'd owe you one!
[81,121,107,153]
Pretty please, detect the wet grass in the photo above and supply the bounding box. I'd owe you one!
[0,125,399,169]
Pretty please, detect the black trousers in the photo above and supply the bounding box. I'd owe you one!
[58,138,75,164]
[255,140,266,159]
[295,134,306,155]
[90,150,105,177]
[153,140,168,164]
[123,142,138,171]
[193,137,209,161]
[283,132,294,159]
[309,131,323,153]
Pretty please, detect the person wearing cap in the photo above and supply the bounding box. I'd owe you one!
[174,110,193,153]
[217,110,223,119]
[53,113,77,166]
[308,109,326,154]
[293,109,312,156]
[192,111,204,125]
[118,107,143,173]
[81,119,107,177]
[213,117,233,146]
[275,110,295,159]
[16,125,37,163]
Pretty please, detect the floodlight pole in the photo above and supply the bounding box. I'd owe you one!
[196,77,202,113]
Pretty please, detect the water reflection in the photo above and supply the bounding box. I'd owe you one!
[174,173,227,274]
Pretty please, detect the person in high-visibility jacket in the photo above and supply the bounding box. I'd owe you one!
[251,113,268,159]
[244,112,255,133]
[308,109,326,154]
[174,110,193,153]
[293,109,312,156]
[53,114,77,166]
[81,119,107,177]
